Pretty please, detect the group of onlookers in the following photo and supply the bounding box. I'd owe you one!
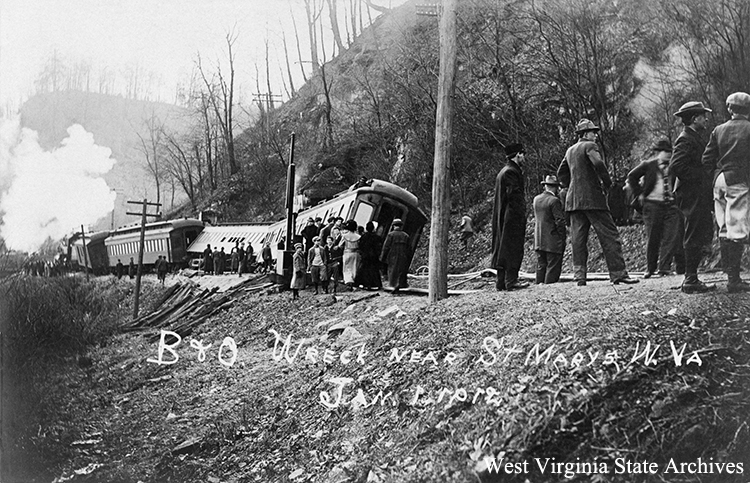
[289,216,411,300]
[200,242,255,277]
[491,91,750,294]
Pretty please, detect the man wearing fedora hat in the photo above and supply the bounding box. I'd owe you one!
[669,101,716,293]
[491,143,530,291]
[702,92,750,293]
[557,119,637,286]
[533,175,567,284]
[626,139,685,278]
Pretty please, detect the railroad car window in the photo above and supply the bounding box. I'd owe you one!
[353,201,374,227]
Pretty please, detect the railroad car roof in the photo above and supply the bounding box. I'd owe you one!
[187,225,269,254]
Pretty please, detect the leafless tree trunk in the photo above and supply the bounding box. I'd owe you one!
[281,29,296,96]
[291,9,308,83]
[135,113,165,206]
[304,0,324,73]
[327,0,345,54]
[196,31,239,175]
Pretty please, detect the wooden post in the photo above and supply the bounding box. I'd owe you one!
[133,199,148,319]
[428,0,458,303]
[80,224,89,282]
[127,199,161,320]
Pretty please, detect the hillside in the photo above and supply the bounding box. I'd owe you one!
[19,91,192,231]
[2,271,748,483]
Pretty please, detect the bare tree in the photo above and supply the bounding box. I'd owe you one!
[196,31,240,175]
[304,0,325,73]
[291,8,309,83]
[134,112,166,206]
[280,28,297,95]
[327,0,345,54]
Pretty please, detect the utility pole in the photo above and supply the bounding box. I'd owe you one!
[428,0,458,303]
[126,199,161,319]
[80,224,89,282]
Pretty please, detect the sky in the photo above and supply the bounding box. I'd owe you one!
[0,0,405,111]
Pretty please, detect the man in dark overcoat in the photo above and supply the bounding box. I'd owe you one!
[669,101,716,293]
[380,219,410,293]
[557,119,637,286]
[203,244,213,274]
[491,143,529,291]
[702,92,750,293]
[533,175,567,284]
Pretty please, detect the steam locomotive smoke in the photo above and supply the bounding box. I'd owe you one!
[0,118,117,252]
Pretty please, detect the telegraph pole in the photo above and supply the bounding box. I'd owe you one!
[428,0,458,303]
[80,224,89,282]
[126,199,161,319]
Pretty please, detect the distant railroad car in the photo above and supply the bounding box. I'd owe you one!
[71,231,110,274]
[186,223,272,267]
[105,218,204,269]
[266,179,428,281]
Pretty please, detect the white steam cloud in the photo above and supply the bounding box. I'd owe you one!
[0,119,117,252]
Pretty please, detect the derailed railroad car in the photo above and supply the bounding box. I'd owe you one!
[71,230,110,274]
[105,218,204,270]
[266,179,428,283]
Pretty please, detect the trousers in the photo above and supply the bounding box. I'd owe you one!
[569,210,628,282]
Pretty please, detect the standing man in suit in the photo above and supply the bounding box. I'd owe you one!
[702,92,750,293]
[557,119,637,286]
[626,139,685,277]
[491,143,529,291]
[533,175,567,284]
[669,101,716,293]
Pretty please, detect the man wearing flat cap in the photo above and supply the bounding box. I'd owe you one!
[626,139,685,277]
[669,101,716,293]
[702,92,750,293]
[491,143,529,290]
[533,175,567,284]
[557,119,637,286]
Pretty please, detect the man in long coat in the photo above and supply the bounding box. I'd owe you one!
[669,101,716,293]
[557,119,637,286]
[380,219,410,293]
[533,175,567,284]
[491,143,529,291]
[702,92,750,293]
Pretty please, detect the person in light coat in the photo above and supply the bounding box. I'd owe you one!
[533,175,567,284]
[290,243,306,300]
[702,92,750,293]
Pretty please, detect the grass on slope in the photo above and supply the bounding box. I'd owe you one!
[10,271,749,483]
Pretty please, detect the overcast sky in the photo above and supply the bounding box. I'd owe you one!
[0,0,405,112]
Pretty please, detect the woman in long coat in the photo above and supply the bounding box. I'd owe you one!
[380,219,410,292]
[338,220,361,286]
[290,243,306,300]
[356,221,383,289]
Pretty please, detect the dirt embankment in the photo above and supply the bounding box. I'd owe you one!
[5,269,750,483]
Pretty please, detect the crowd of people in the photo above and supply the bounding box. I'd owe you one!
[492,92,750,294]
[199,241,256,277]
[289,216,411,300]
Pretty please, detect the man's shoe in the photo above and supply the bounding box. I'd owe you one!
[506,281,529,290]
[643,271,654,279]
[682,280,716,294]
[727,280,750,293]
[613,277,639,285]
[577,280,587,286]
